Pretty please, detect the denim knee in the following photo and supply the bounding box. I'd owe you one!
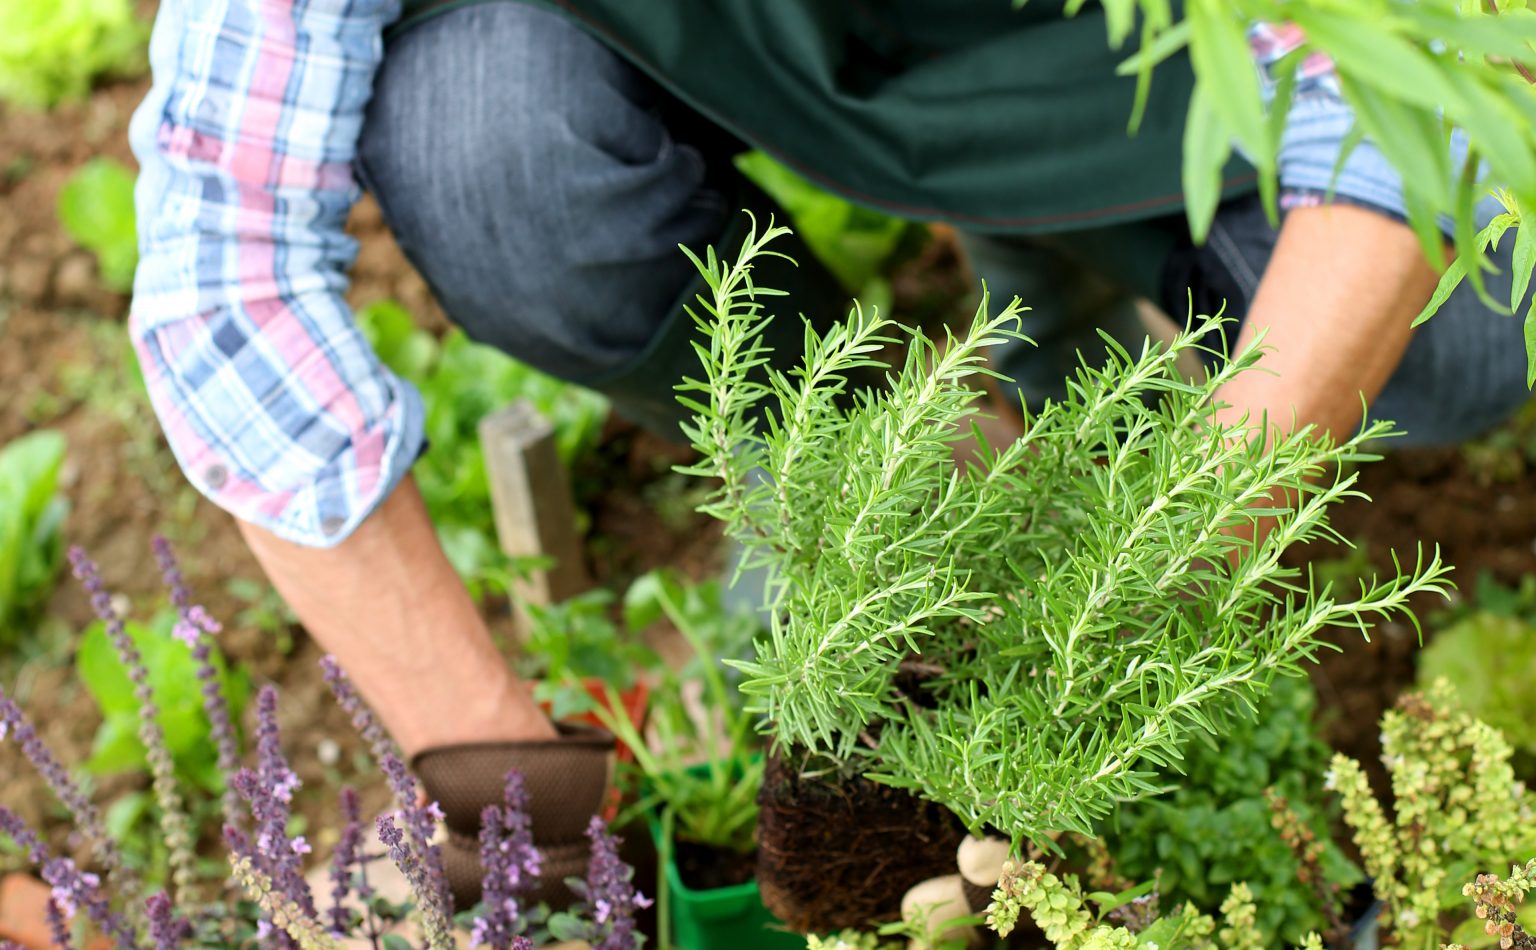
[356,2,730,382]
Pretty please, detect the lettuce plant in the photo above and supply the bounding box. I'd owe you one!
[679,220,1451,847]
[58,158,139,294]
[0,0,146,109]
[0,429,69,642]
[1420,612,1536,771]
[77,607,250,795]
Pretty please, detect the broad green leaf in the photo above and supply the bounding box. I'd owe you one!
[1186,0,1266,159]
[1513,217,1536,317]
[1413,255,1471,328]
[1345,83,1452,211]
[1525,304,1536,388]
[0,0,147,109]
[1291,8,1465,115]
[1181,83,1230,245]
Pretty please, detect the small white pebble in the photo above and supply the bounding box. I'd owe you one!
[316,738,340,766]
[108,593,131,619]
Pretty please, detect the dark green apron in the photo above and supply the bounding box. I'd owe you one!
[392,0,1256,236]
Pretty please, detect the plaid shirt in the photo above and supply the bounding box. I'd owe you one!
[127,5,1426,547]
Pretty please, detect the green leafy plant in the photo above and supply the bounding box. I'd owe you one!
[0,0,147,109]
[58,158,139,293]
[1100,676,1360,944]
[0,429,69,641]
[736,151,917,312]
[78,608,251,794]
[356,300,609,596]
[1058,0,1536,376]
[680,220,1451,847]
[517,582,661,720]
[577,569,764,857]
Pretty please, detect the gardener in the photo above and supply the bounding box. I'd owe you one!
[126,0,1526,907]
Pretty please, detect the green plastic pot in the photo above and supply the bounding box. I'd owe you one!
[647,817,803,950]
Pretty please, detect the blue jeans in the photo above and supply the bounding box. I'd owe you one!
[359,1,1531,447]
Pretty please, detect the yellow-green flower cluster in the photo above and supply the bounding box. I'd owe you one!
[230,855,342,950]
[1217,883,1263,950]
[1328,681,1536,947]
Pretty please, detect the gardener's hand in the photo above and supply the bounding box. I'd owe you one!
[238,474,556,758]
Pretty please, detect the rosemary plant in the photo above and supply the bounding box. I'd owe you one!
[678,220,1451,846]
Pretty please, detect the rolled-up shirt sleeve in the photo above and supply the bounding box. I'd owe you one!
[1248,22,1470,235]
[128,0,421,547]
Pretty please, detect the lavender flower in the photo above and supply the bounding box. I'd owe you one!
[319,656,392,762]
[145,892,191,950]
[0,687,131,890]
[153,537,241,831]
[0,804,48,866]
[322,656,452,924]
[232,685,317,928]
[45,898,75,950]
[41,856,139,950]
[327,787,367,936]
[471,771,544,950]
[376,812,453,950]
[70,547,195,899]
[582,816,649,950]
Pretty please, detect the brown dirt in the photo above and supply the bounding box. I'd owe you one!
[755,752,968,933]
[674,840,756,892]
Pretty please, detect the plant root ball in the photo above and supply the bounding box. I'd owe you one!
[755,752,967,932]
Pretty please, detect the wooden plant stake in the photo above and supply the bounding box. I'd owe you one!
[478,400,592,635]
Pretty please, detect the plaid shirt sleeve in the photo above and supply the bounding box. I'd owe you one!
[1248,22,1469,233]
[127,0,420,548]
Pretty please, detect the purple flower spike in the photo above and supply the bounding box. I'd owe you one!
[71,546,195,898]
[145,892,191,950]
[583,816,649,950]
[40,856,139,950]
[0,689,130,888]
[323,656,452,917]
[471,771,544,950]
[234,686,317,926]
[152,537,241,831]
[328,787,367,936]
[45,899,75,950]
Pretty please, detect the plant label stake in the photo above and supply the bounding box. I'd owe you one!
[479,400,592,634]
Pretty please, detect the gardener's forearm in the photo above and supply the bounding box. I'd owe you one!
[1211,203,1442,441]
[237,475,555,757]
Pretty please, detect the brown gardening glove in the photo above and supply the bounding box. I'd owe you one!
[412,722,615,912]
[899,835,1011,948]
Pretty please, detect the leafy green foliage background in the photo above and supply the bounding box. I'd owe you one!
[0,0,146,109]
[1102,677,1362,944]
[0,430,69,642]
[77,608,250,793]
